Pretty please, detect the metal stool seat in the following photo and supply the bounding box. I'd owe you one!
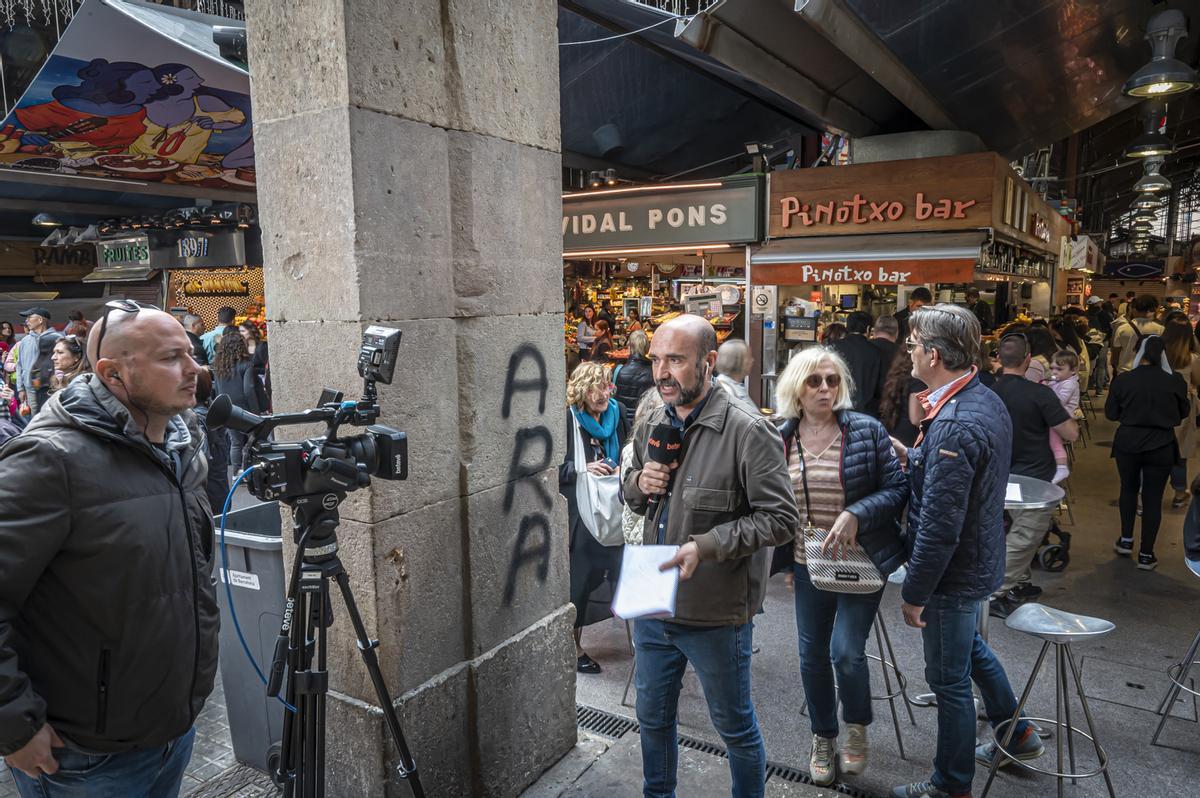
[1151,557,1200,746]
[1003,603,1115,643]
[980,603,1116,798]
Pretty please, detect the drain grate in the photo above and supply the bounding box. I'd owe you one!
[576,705,882,798]
[576,704,638,739]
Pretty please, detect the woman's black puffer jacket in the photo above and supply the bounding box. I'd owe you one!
[614,355,655,415]
[770,409,908,576]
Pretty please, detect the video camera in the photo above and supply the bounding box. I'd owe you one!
[208,326,408,503]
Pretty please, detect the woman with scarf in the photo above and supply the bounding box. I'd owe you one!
[559,361,629,674]
[1106,335,1189,570]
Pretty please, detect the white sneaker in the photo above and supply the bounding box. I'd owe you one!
[840,723,869,776]
[810,734,836,786]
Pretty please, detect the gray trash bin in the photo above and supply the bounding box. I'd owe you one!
[213,501,286,772]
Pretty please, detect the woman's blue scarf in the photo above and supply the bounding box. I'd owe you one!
[574,399,621,464]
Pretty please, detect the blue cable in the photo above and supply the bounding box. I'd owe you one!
[218,466,297,713]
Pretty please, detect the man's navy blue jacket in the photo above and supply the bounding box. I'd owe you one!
[901,373,1012,607]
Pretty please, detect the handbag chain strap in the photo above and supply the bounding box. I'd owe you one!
[795,430,814,530]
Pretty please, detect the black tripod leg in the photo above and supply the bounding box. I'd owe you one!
[280,587,310,798]
[316,575,329,798]
[333,571,425,798]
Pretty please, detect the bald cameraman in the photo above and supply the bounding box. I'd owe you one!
[0,303,218,797]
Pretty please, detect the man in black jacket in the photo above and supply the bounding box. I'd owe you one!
[894,286,932,343]
[0,306,217,795]
[989,336,1077,617]
[890,305,1042,798]
[966,288,993,334]
[830,311,883,416]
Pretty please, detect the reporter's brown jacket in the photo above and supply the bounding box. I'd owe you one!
[623,386,799,626]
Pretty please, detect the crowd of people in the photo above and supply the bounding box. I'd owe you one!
[561,292,1200,798]
[0,303,269,504]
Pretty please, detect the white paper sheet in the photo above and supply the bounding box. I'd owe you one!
[1005,482,1023,503]
[612,545,680,620]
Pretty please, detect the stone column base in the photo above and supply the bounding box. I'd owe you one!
[320,604,577,796]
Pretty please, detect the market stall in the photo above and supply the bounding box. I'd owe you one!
[561,175,763,365]
[750,152,1071,406]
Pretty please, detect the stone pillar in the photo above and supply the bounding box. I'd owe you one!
[245,2,574,794]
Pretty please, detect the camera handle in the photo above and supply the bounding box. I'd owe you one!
[273,499,424,798]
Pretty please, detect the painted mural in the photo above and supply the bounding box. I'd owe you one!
[0,0,253,191]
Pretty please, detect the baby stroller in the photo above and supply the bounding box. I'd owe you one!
[1035,516,1072,572]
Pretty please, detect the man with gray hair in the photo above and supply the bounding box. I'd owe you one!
[180,314,208,366]
[889,305,1042,798]
[714,338,753,403]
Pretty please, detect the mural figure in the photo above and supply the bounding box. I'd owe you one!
[5,59,159,154]
[129,64,245,174]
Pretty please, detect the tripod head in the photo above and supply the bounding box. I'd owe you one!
[208,327,408,503]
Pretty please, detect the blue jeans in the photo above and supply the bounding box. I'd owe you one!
[792,564,884,738]
[634,619,764,798]
[921,595,1030,795]
[11,727,195,798]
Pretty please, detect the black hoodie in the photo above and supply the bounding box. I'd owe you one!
[0,374,219,754]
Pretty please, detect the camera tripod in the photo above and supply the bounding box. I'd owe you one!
[268,496,424,798]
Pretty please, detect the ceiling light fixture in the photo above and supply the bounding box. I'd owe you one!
[604,168,617,186]
[1134,192,1163,209]
[1125,101,1175,158]
[1123,9,1200,97]
[32,212,62,228]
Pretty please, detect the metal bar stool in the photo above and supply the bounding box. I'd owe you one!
[980,603,1117,798]
[1151,557,1200,746]
[799,609,917,759]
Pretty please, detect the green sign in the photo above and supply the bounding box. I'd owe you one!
[96,238,151,267]
[563,175,762,253]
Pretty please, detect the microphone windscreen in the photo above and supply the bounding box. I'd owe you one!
[647,423,682,465]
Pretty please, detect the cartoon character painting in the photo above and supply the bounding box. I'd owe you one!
[0,55,254,189]
[5,59,159,154]
[129,64,246,175]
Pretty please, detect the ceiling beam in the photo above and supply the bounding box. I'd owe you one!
[792,0,959,131]
[674,8,879,136]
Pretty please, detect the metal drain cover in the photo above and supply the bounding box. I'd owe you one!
[186,764,278,797]
[1080,656,1197,720]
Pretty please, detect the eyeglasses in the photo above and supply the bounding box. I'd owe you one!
[93,299,160,361]
[804,373,841,389]
[905,338,923,353]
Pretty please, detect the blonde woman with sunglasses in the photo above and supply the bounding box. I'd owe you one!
[770,346,907,786]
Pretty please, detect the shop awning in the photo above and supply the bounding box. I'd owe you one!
[81,265,157,283]
[750,231,988,285]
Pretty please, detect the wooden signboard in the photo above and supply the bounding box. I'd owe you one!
[770,153,1068,255]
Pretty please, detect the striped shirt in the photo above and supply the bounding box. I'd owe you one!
[788,434,844,564]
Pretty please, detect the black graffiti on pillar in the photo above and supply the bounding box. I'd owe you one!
[501,344,548,419]
[502,514,551,605]
[505,426,553,512]
[501,343,555,605]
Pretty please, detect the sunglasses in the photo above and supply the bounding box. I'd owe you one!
[804,373,841,389]
[93,299,160,361]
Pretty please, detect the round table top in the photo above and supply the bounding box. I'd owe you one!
[1005,474,1064,511]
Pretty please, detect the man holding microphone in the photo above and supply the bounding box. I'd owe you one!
[623,314,798,798]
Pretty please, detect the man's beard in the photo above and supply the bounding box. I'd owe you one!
[657,375,705,407]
